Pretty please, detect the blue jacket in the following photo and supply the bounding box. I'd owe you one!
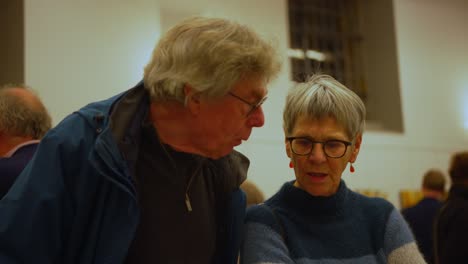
[0,82,246,264]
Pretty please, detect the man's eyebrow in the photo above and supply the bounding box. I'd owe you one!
[251,90,268,101]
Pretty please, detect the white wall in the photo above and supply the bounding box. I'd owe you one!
[24,0,161,124]
[24,0,468,208]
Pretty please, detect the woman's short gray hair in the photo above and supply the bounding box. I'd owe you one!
[144,16,281,103]
[283,74,366,139]
[0,84,52,139]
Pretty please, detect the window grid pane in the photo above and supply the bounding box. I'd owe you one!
[288,0,368,101]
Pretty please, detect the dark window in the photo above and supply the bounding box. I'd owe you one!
[288,0,404,133]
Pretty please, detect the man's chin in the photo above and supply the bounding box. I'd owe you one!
[234,139,243,147]
[208,146,236,160]
[201,140,245,159]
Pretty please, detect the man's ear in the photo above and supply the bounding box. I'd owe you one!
[184,84,201,114]
[349,133,362,163]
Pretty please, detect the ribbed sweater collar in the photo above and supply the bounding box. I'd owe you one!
[272,180,349,220]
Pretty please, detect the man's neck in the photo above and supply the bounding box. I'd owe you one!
[422,188,444,200]
[149,101,205,155]
[0,135,34,157]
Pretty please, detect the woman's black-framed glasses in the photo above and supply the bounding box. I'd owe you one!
[286,137,352,158]
[228,92,268,117]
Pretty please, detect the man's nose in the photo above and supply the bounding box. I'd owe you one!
[247,106,265,127]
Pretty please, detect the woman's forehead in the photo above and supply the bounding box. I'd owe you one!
[292,115,353,140]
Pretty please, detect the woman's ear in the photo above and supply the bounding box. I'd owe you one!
[349,134,362,163]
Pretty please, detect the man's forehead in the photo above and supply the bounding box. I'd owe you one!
[232,78,267,98]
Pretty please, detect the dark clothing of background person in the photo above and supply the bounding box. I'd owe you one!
[434,185,468,264]
[0,143,38,197]
[402,197,442,264]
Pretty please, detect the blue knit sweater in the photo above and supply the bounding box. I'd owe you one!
[241,181,426,264]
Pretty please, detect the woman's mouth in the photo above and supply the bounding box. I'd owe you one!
[307,172,327,182]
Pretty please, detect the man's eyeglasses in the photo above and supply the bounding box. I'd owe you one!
[228,92,268,117]
[286,137,352,158]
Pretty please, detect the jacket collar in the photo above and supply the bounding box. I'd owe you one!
[78,81,249,192]
[75,81,147,195]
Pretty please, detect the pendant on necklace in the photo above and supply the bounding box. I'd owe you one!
[185,193,193,212]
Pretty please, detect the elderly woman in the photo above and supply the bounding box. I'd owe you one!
[241,74,425,263]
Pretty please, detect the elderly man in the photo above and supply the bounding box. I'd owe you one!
[0,17,281,264]
[0,84,51,197]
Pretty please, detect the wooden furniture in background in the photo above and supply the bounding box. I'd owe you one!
[399,189,423,210]
[354,188,389,200]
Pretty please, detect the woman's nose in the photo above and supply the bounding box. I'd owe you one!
[307,143,327,162]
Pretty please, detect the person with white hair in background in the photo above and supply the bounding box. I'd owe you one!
[0,84,51,198]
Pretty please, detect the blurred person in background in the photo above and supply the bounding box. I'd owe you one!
[434,151,468,264]
[402,169,446,264]
[0,17,281,264]
[240,180,265,207]
[241,74,425,264]
[0,84,51,197]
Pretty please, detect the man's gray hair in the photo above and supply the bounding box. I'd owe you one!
[144,16,281,103]
[283,74,366,139]
[0,84,52,139]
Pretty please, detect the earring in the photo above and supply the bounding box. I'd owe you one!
[350,163,355,173]
[289,161,294,168]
